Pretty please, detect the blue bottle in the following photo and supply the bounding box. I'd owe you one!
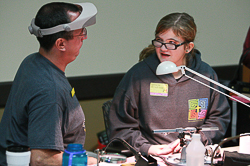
[62,144,87,166]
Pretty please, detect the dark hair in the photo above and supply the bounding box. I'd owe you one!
[139,12,197,64]
[35,2,81,51]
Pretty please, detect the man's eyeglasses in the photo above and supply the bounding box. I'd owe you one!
[152,39,186,50]
[74,28,87,38]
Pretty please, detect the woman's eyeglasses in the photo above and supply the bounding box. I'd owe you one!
[152,39,186,50]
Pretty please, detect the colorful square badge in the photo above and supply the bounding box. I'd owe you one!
[188,98,208,122]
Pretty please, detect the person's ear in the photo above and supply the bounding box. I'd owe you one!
[185,42,194,53]
[55,38,66,51]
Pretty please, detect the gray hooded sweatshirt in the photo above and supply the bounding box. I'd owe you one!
[108,50,230,155]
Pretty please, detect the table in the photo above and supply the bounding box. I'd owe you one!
[91,146,241,166]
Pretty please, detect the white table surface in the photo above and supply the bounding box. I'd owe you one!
[221,146,239,152]
[89,146,240,166]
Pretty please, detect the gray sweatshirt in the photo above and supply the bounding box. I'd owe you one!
[108,50,230,155]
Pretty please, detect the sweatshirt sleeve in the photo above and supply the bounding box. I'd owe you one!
[108,75,152,155]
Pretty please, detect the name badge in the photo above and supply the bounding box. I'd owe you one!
[150,83,168,97]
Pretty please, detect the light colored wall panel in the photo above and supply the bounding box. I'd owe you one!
[0,0,250,82]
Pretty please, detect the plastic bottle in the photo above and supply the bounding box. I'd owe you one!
[186,133,205,166]
[62,144,87,166]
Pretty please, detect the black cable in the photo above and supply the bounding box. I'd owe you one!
[211,133,250,166]
[103,137,156,165]
[151,155,172,166]
[103,138,141,160]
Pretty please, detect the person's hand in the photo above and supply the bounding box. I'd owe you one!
[148,139,181,156]
[87,156,97,165]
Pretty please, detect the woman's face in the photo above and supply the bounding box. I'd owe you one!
[155,29,191,66]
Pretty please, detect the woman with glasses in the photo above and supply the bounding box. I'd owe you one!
[108,12,230,156]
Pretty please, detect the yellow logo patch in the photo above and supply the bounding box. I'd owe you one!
[71,87,75,97]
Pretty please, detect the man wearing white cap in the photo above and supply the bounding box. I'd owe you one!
[0,2,97,165]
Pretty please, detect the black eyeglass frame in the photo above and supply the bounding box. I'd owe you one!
[152,39,187,50]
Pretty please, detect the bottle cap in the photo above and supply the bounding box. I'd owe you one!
[66,144,85,152]
[192,133,201,139]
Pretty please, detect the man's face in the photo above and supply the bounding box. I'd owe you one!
[64,12,87,64]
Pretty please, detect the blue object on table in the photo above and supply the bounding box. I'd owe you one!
[62,144,87,166]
